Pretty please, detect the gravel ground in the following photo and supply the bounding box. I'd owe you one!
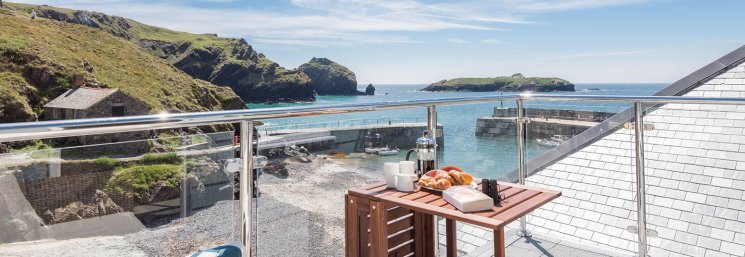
[256,156,381,257]
[0,156,382,257]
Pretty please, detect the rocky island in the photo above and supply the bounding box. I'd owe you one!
[421,73,574,92]
[298,57,373,96]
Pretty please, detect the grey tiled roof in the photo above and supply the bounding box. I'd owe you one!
[43,87,118,110]
[524,56,745,256]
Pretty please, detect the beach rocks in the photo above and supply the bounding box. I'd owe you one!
[43,190,124,224]
[263,162,289,178]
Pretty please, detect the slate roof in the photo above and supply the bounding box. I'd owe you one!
[509,44,745,181]
[43,87,119,110]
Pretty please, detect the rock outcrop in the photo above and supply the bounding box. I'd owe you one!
[0,4,245,125]
[139,39,315,103]
[422,74,575,92]
[365,84,375,95]
[19,3,316,103]
[299,57,367,95]
[43,190,124,224]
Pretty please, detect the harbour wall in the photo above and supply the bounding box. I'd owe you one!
[260,123,444,157]
[475,108,616,139]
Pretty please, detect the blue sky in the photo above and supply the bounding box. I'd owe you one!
[13,0,745,84]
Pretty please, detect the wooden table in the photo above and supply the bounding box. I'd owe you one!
[345,181,560,257]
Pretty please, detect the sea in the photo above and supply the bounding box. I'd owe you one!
[248,84,665,179]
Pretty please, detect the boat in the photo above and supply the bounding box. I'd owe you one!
[364,147,388,154]
[377,148,400,156]
[536,135,571,147]
[364,146,400,155]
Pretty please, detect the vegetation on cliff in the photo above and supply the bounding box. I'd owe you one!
[299,57,371,95]
[0,4,245,124]
[422,73,574,92]
[8,2,316,103]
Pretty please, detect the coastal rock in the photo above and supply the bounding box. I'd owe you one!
[0,6,246,126]
[365,84,375,95]
[299,57,366,95]
[421,74,575,92]
[43,190,124,224]
[25,4,313,104]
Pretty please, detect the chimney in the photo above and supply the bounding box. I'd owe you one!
[72,74,85,88]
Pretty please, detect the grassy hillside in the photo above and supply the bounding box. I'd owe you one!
[422,74,575,92]
[0,4,244,123]
[7,2,315,103]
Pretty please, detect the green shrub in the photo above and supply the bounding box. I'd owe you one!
[103,164,183,197]
[94,157,118,169]
[0,36,27,61]
[141,153,182,165]
[156,131,182,149]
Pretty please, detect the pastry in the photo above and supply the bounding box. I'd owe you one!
[449,171,465,185]
[435,179,452,190]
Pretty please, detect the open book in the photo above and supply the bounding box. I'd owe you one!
[443,186,493,212]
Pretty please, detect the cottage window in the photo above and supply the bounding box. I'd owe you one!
[112,106,126,117]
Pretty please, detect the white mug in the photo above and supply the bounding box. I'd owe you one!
[396,173,418,192]
[384,162,400,188]
[399,161,416,175]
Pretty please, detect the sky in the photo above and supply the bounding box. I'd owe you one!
[11,0,745,84]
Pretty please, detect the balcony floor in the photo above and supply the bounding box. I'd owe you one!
[462,229,629,257]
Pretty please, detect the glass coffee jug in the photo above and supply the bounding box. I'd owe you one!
[405,130,437,177]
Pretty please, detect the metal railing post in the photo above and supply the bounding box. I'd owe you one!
[240,120,255,257]
[516,99,530,237]
[426,105,440,252]
[634,102,648,257]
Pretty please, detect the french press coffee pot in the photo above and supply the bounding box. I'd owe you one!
[405,130,437,177]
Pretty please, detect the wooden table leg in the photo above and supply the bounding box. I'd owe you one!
[494,226,505,257]
[414,212,435,256]
[446,218,457,257]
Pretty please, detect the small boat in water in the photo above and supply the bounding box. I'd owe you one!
[536,135,571,147]
[365,146,400,155]
[377,148,400,156]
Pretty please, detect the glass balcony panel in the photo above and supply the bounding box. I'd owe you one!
[0,128,239,256]
[520,99,640,256]
[642,102,745,257]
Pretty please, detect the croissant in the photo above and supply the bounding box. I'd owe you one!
[435,179,452,190]
[449,172,465,185]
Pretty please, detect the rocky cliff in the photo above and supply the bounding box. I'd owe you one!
[0,4,244,124]
[299,57,370,95]
[9,3,315,103]
[422,73,574,92]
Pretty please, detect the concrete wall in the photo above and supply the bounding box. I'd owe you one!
[330,124,444,153]
[493,107,616,122]
[524,62,745,256]
[475,117,594,139]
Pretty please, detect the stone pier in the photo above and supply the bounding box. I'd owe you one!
[475,108,616,139]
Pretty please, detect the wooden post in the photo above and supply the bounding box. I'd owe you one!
[446,219,457,257]
[414,212,435,256]
[369,200,388,257]
[494,226,505,257]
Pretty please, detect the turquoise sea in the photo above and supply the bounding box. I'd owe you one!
[249,84,665,179]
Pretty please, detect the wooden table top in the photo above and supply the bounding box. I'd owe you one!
[348,181,561,229]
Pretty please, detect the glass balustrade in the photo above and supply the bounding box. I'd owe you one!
[1,95,745,257]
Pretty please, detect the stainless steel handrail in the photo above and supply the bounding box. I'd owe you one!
[5,94,745,142]
[0,95,519,142]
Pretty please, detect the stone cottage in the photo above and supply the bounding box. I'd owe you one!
[43,87,148,120]
[43,87,150,146]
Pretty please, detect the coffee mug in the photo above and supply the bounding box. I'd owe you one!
[396,173,418,192]
[384,162,400,188]
[399,161,416,175]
